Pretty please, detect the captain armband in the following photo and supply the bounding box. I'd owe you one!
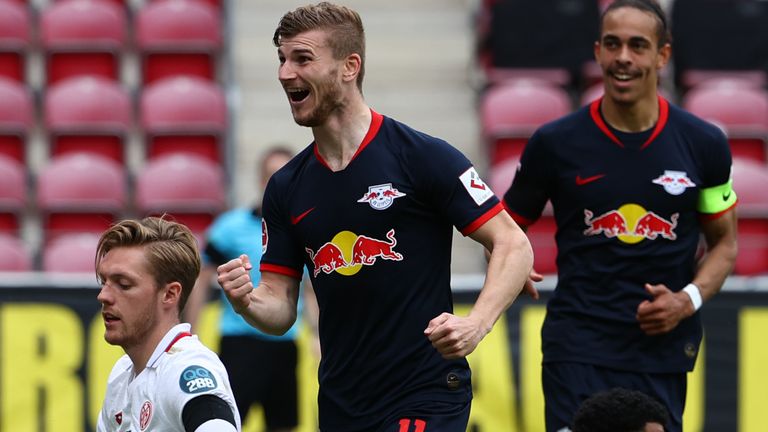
[698,178,737,214]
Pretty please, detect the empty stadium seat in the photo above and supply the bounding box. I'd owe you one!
[135,154,225,237]
[0,155,26,233]
[489,156,558,274]
[731,158,768,275]
[480,80,571,163]
[45,76,132,163]
[140,76,227,163]
[684,85,768,163]
[0,0,30,83]
[0,233,31,272]
[137,0,222,84]
[41,0,127,84]
[37,153,126,241]
[681,70,768,91]
[42,232,100,273]
[0,77,33,164]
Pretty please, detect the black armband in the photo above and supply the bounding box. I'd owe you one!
[181,395,236,432]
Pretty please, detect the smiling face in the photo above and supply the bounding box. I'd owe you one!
[595,6,670,106]
[96,246,168,354]
[277,29,349,127]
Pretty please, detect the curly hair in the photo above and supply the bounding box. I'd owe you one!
[572,387,670,432]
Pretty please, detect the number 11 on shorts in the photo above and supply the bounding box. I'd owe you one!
[399,418,426,432]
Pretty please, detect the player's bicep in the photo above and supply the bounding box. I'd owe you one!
[182,395,237,432]
[700,207,737,250]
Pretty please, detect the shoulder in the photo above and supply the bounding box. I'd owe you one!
[666,101,727,142]
[106,355,132,384]
[159,337,227,382]
[536,105,591,139]
[380,115,467,162]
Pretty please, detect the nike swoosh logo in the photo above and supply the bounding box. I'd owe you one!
[723,192,732,201]
[575,174,606,186]
[290,207,315,225]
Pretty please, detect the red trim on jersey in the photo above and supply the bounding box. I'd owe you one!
[260,263,303,279]
[590,95,669,150]
[461,202,504,236]
[699,199,738,221]
[165,332,191,352]
[503,203,535,228]
[313,109,384,170]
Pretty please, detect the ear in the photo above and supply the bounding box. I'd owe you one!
[342,53,362,84]
[656,43,671,70]
[161,281,182,310]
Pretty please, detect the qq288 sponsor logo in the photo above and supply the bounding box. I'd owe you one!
[179,365,218,394]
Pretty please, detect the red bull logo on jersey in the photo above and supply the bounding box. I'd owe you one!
[584,204,679,244]
[652,170,696,195]
[305,228,403,277]
[357,183,406,210]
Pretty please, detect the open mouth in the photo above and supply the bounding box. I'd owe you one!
[103,313,120,324]
[610,70,639,82]
[287,88,310,102]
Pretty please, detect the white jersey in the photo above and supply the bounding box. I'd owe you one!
[97,324,241,432]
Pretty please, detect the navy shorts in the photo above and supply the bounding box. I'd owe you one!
[377,400,471,432]
[543,362,685,432]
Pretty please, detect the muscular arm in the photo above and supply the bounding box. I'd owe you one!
[425,211,533,358]
[217,255,300,335]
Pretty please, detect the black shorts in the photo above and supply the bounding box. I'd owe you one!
[542,362,686,432]
[219,335,298,429]
[377,400,471,432]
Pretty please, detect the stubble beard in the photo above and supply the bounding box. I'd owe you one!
[293,69,345,128]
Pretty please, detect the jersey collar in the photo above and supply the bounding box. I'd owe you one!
[313,108,384,170]
[146,323,192,369]
[589,95,669,150]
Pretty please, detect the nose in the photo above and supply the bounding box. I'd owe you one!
[278,60,296,82]
[616,44,632,64]
[97,284,111,304]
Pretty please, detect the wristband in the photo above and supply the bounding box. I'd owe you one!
[683,283,702,311]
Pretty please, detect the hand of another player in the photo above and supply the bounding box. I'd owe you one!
[424,313,486,359]
[636,283,695,336]
[523,269,543,300]
[216,254,255,315]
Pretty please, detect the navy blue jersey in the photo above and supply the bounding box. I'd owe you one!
[261,111,502,431]
[504,97,735,373]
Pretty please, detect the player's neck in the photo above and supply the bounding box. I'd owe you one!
[601,93,659,132]
[313,99,372,171]
[126,320,178,376]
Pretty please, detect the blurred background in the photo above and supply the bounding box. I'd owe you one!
[0,0,767,431]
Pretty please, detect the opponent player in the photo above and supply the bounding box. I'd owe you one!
[216,3,533,431]
[96,217,240,432]
[502,1,738,431]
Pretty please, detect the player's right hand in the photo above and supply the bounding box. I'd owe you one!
[216,254,254,314]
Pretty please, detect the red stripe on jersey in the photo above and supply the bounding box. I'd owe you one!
[165,332,192,352]
[460,202,504,236]
[503,203,535,228]
[699,199,738,221]
[260,263,303,279]
[313,109,384,170]
[589,95,669,150]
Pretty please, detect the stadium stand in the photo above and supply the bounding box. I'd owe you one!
[0,232,31,272]
[37,153,126,241]
[480,79,571,164]
[135,153,226,238]
[40,0,127,85]
[731,158,768,275]
[41,232,100,273]
[140,75,227,163]
[0,155,26,234]
[0,0,30,83]
[0,77,33,164]
[44,75,132,163]
[137,0,222,84]
[683,83,768,163]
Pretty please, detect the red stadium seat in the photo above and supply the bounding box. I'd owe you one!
[45,76,132,163]
[0,233,31,272]
[137,0,222,84]
[42,232,100,273]
[0,77,33,164]
[480,80,571,164]
[731,158,768,275]
[489,157,558,274]
[135,154,225,237]
[684,82,768,163]
[0,0,30,83]
[37,153,126,241]
[140,76,227,163]
[0,155,26,233]
[41,0,127,85]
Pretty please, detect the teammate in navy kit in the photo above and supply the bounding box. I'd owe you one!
[215,3,533,431]
[502,1,738,431]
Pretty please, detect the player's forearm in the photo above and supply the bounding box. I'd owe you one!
[470,229,533,332]
[239,282,299,335]
[692,235,737,303]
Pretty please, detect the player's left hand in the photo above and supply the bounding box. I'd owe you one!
[636,283,695,335]
[424,313,486,359]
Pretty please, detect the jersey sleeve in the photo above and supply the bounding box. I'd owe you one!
[502,129,554,226]
[696,125,737,216]
[260,175,304,279]
[410,137,502,236]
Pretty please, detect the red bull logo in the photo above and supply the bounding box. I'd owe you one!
[584,204,678,244]
[357,183,406,210]
[652,170,695,195]
[305,228,404,277]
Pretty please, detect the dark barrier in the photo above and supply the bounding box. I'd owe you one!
[0,274,766,431]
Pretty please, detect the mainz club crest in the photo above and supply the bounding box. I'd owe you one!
[140,400,153,430]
